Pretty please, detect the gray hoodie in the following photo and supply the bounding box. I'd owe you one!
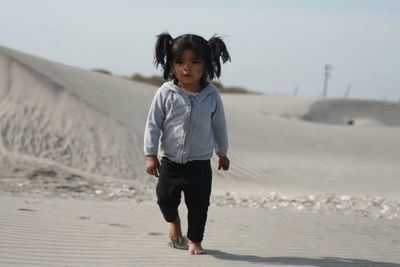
[144,81,228,164]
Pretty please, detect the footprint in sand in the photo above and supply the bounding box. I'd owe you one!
[109,223,129,228]
[147,232,164,237]
[18,208,35,212]
[79,216,92,220]
[24,200,43,204]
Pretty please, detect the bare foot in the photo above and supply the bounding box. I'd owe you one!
[188,241,205,255]
[168,216,182,239]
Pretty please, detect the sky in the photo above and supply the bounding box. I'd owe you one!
[1,0,399,101]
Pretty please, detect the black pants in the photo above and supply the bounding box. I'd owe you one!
[156,157,212,243]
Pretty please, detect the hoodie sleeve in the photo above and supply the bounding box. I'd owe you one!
[143,88,165,156]
[211,91,229,157]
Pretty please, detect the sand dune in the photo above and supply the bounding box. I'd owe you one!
[0,45,155,185]
[221,94,400,199]
[1,45,400,266]
[303,99,400,127]
[1,45,400,200]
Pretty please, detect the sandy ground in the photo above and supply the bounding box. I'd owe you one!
[1,194,400,267]
[1,45,400,266]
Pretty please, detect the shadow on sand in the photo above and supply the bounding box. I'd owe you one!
[207,250,400,266]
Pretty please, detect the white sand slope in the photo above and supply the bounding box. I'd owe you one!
[1,195,399,267]
[0,45,156,185]
[1,45,400,201]
[1,45,400,266]
[220,94,400,199]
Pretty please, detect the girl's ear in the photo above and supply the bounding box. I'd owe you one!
[169,61,176,80]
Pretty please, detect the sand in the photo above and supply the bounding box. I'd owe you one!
[1,44,400,266]
[1,194,400,267]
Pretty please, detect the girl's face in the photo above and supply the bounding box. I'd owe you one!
[172,49,205,90]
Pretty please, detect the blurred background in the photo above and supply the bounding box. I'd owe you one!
[1,0,399,101]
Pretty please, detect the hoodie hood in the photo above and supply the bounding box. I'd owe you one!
[161,81,218,96]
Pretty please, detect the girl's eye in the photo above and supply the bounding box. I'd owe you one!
[192,60,201,64]
[174,60,183,64]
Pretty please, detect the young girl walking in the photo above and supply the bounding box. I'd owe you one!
[144,32,231,255]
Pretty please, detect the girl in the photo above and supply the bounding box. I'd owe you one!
[144,32,230,255]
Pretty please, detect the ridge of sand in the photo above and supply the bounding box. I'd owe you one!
[0,45,156,184]
[302,98,400,127]
[1,194,399,267]
[1,45,400,266]
[1,45,400,201]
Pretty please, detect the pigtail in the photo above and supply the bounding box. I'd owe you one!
[154,32,173,79]
[208,35,231,79]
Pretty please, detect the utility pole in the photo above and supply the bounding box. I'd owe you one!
[343,84,352,99]
[322,64,332,98]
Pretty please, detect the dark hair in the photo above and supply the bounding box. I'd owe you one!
[154,32,231,87]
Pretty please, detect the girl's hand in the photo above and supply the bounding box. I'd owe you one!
[146,155,161,177]
[218,156,230,171]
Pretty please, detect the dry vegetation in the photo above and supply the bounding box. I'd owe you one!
[91,69,251,94]
[128,73,251,94]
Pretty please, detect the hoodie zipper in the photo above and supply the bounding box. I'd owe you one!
[180,92,200,163]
